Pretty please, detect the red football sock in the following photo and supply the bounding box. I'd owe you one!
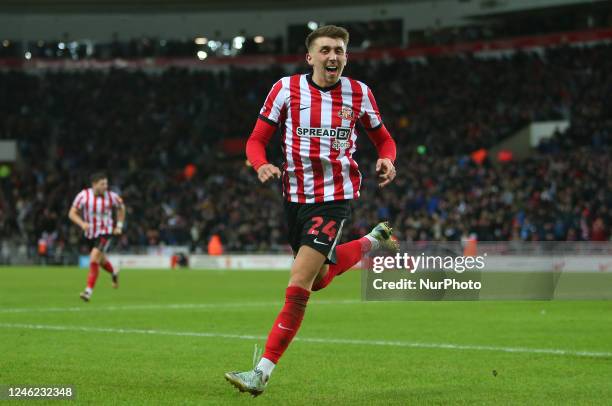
[262,286,310,364]
[101,260,114,274]
[87,262,100,289]
[312,238,370,291]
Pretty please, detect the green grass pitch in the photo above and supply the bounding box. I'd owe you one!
[1,266,611,405]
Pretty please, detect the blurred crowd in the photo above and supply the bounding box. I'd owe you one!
[0,44,610,260]
[348,140,611,244]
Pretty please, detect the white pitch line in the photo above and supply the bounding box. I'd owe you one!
[0,322,610,359]
[0,300,362,314]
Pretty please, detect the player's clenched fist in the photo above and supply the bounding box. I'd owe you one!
[376,158,396,188]
[257,164,281,183]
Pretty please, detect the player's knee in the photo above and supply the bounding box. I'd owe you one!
[90,250,102,264]
[288,274,315,290]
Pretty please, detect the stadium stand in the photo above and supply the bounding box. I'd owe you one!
[0,41,610,262]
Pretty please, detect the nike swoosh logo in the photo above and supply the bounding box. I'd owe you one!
[299,106,310,111]
[277,323,294,331]
[313,238,329,245]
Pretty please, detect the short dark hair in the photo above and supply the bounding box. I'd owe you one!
[90,172,107,184]
[305,25,349,50]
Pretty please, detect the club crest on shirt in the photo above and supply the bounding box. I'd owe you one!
[338,106,354,120]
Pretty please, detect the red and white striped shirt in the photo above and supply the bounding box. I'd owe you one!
[258,74,384,203]
[72,188,123,239]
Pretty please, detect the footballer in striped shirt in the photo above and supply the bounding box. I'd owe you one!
[226,25,399,396]
[69,172,126,302]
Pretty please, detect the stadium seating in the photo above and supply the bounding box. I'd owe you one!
[0,44,610,259]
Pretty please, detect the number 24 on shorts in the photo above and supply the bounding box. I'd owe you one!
[307,216,337,240]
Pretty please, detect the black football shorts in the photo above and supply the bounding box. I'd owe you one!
[284,200,351,264]
[84,234,115,253]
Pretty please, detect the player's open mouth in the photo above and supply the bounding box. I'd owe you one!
[325,66,338,73]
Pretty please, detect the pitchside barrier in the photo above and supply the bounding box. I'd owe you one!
[74,251,612,273]
[78,254,295,270]
[79,255,173,269]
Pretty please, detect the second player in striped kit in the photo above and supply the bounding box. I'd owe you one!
[69,172,126,302]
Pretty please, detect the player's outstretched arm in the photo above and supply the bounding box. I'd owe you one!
[68,206,89,232]
[113,200,126,235]
[366,124,397,188]
[246,118,280,184]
